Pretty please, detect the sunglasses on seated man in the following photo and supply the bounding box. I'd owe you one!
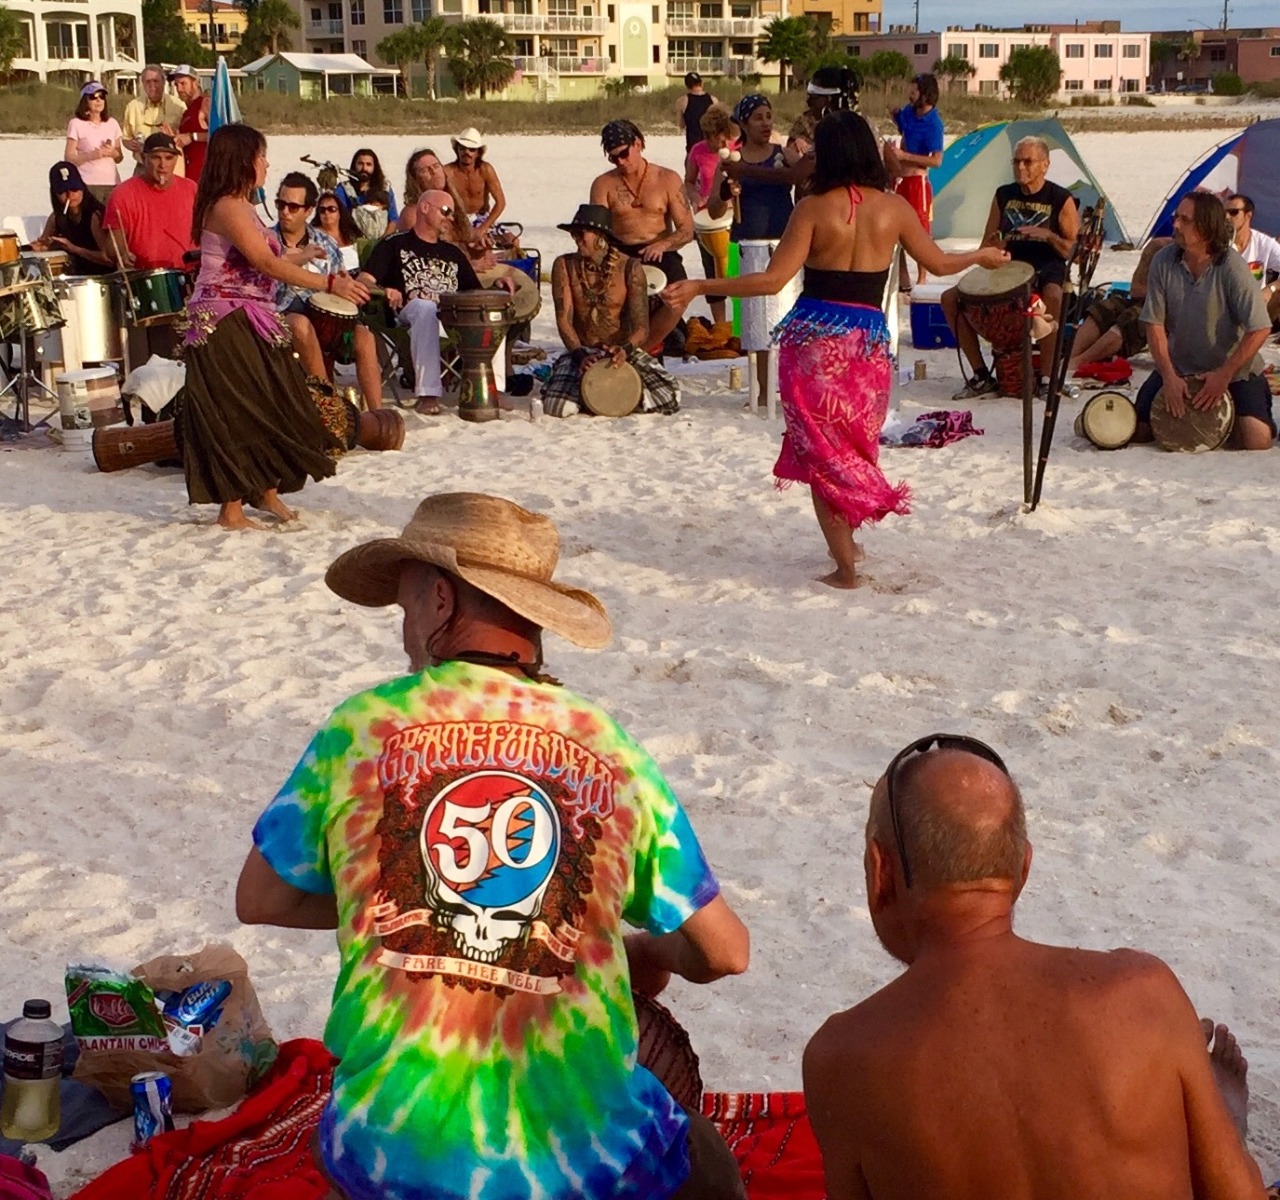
[275,198,310,213]
[884,733,1010,890]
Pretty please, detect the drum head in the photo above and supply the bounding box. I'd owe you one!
[643,266,666,297]
[1077,390,1137,450]
[308,292,359,317]
[693,208,733,233]
[958,261,1035,300]
[581,359,642,417]
[1151,378,1234,452]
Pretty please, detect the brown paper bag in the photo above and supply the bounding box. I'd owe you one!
[72,944,277,1112]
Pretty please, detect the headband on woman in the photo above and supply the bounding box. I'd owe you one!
[733,94,771,126]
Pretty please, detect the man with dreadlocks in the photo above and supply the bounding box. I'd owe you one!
[542,204,680,418]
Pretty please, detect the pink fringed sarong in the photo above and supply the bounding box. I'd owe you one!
[772,298,911,529]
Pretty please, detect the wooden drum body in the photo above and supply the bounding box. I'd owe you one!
[1151,377,1234,452]
[580,358,642,417]
[92,420,179,472]
[438,289,514,423]
[0,231,19,267]
[957,261,1035,397]
[1074,390,1137,450]
[306,292,358,361]
[693,209,732,280]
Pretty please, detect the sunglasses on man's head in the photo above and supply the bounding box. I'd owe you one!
[608,145,632,164]
[275,199,308,212]
[884,734,1009,890]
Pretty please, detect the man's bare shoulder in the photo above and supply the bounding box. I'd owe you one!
[652,163,684,190]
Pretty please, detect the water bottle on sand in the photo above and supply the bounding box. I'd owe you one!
[1,999,63,1142]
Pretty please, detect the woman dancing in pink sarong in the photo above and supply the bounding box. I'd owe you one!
[664,111,1007,588]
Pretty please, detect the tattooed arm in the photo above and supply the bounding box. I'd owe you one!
[551,255,583,352]
[660,170,694,252]
[620,258,651,351]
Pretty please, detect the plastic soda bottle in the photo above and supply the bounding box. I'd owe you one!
[1,999,63,1142]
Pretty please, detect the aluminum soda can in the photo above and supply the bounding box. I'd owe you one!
[728,365,744,390]
[914,359,927,381]
[131,1071,174,1148]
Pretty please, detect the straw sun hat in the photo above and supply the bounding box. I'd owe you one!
[325,493,612,649]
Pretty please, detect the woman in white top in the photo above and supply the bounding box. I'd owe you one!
[63,82,123,203]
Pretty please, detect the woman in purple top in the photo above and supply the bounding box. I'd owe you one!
[63,82,124,204]
[181,123,369,531]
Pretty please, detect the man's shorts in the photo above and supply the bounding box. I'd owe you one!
[895,174,932,233]
[1085,293,1147,358]
[1028,260,1067,290]
[1136,370,1276,438]
[617,243,688,288]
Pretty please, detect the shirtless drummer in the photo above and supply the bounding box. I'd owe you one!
[589,119,692,349]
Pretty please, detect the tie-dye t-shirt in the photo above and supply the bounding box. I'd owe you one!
[254,661,720,1200]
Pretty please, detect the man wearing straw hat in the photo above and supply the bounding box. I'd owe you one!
[237,492,750,1200]
[545,204,681,417]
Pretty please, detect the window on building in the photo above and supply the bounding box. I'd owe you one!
[652,42,659,61]
[277,75,288,91]
[978,42,998,58]
[350,0,364,23]
[730,39,752,54]
[607,42,615,60]
[383,0,402,22]
[1011,42,1027,51]
[1094,78,1112,89]
[1064,43,1083,57]
[607,4,615,18]
[310,7,321,19]
[652,6,659,23]
[1120,77,1139,91]
[849,43,860,55]
[1094,43,1113,57]
[1208,46,1225,61]
[410,0,428,19]
[698,2,720,16]
[47,20,90,57]
[669,1,692,17]
[1271,45,1280,56]
[352,37,366,53]
[514,36,532,52]
[668,36,694,57]
[914,41,927,54]
[1064,78,1083,90]
[697,38,717,54]
[730,2,752,16]
[1122,43,1141,57]
[946,43,967,59]
[978,78,998,92]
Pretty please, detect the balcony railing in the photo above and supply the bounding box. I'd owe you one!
[668,54,758,74]
[513,53,611,72]
[486,13,606,32]
[665,17,761,35]
[306,18,345,35]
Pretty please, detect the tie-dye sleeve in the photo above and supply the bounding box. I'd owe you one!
[619,736,720,935]
[253,718,354,895]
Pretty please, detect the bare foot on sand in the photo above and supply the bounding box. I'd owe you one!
[817,568,861,590]
[255,490,298,523]
[1202,1017,1249,1140]
[218,502,264,531]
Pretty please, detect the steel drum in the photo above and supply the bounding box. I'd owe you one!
[438,289,515,423]
[47,275,124,363]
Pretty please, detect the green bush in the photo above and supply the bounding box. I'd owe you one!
[1211,70,1244,95]
[1248,79,1280,98]
[1123,94,1155,106]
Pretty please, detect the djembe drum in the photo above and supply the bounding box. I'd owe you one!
[957,262,1035,397]
[694,208,732,282]
[1074,391,1137,450]
[306,292,359,362]
[580,357,642,417]
[633,993,703,1111]
[438,289,515,423]
[92,420,179,472]
[1150,377,1234,452]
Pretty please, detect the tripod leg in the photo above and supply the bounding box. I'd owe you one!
[1021,311,1034,505]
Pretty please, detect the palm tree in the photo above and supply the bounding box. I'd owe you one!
[756,16,815,93]
[412,15,449,101]
[246,0,298,55]
[378,28,419,97]
[932,53,976,91]
[445,17,515,99]
[0,3,28,77]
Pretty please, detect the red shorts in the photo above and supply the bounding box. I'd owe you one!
[895,174,933,233]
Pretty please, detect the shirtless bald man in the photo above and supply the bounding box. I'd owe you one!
[803,734,1266,1200]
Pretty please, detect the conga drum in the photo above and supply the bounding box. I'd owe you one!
[306,292,359,361]
[580,358,642,417]
[1074,390,1137,450]
[1150,377,1234,452]
[92,420,179,472]
[693,208,732,280]
[356,408,406,451]
[437,289,515,423]
[956,262,1035,397]
[634,993,703,1111]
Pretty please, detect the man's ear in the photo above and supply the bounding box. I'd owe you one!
[865,836,897,916]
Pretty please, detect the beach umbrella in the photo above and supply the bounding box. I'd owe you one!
[209,56,242,134]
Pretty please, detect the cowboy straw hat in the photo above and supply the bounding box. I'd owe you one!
[325,493,612,649]
[452,127,485,150]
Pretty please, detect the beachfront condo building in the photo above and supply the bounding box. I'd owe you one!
[3,0,144,86]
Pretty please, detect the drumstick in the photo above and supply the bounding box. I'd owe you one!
[106,227,138,313]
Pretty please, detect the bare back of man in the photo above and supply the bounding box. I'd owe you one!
[808,941,1262,1200]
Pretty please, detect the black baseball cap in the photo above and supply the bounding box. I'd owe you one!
[143,132,179,155]
[684,71,702,87]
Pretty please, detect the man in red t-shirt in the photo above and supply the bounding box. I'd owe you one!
[168,64,210,181]
[103,132,197,272]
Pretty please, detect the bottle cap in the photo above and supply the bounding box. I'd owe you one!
[22,999,52,1019]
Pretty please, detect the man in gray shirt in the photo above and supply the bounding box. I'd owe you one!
[1137,191,1274,450]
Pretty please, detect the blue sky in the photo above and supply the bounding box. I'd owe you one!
[884,0,1275,32]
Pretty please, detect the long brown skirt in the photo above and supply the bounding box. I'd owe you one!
[178,309,340,506]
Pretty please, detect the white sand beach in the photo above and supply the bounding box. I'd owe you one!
[2,126,1279,1193]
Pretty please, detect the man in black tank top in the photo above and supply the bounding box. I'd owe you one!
[676,73,720,153]
[942,135,1079,399]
